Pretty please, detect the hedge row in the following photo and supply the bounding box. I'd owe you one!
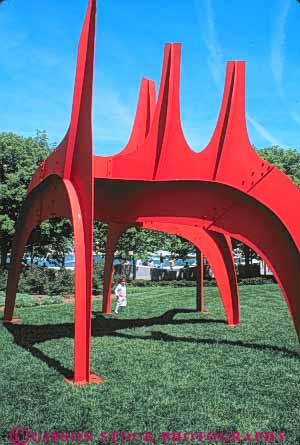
[0,265,275,296]
[0,262,105,295]
[128,277,275,287]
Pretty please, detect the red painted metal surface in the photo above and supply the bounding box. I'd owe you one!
[100,222,239,326]
[142,223,239,325]
[3,0,300,384]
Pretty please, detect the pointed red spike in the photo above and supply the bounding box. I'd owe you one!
[207,61,236,178]
[149,43,182,178]
[64,0,96,178]
[122,78,156,153]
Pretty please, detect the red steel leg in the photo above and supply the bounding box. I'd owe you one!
[63,180,102,385]
[196,249,206,313]
[101,223,130,313]
[3,208,35,323]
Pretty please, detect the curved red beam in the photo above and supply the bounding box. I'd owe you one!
[100,222,239,326]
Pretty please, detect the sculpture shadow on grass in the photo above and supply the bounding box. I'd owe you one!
[3,308,300,380]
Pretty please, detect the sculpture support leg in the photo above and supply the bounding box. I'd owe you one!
[4,210,37,322]
[5,176,103,384]
[63,180,102,385]
[238,234,300,339]
[139,221,240,326]
[101,223,129,314]
[196,249,205,312]
[205,232,240,326]
[208,195,300,335]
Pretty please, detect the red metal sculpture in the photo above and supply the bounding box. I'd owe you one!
[101,222,239,327]
[3,0,300,385]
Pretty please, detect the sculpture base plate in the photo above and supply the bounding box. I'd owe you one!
[3,318,22,324]
[65,374,104,385]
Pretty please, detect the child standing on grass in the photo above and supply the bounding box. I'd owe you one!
[114,277,127,314]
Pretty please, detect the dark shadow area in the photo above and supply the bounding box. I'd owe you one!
[115,330,300,358]
[3,308,299,379]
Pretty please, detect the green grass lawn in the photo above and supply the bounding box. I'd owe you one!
[0,284,299,444]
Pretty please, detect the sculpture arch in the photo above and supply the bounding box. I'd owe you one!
[100,222,240,326]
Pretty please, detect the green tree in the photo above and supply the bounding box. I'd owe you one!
[234,146,300,266]
[93,222,108,255]
[162,233,194,259]
[256,146,300,185]
[0,131,50,266]
[27,218,73,267]
[0,131,74,268]
[115,227,193,261]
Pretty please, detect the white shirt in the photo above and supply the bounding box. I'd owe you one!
[114,283,127,306]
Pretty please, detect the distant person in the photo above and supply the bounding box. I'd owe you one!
[147,259,154,267]
[208,267,215,279]
[169,257,175,269]
[124,259,130,277]
[114,258,122,275]
[114,277,127,314]
[183,261,189,279]
[136,259,143,268]
[159,253,164,268]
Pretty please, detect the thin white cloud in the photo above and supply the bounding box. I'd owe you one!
[270,0,300,128]
[246,113,281,146]
[290,110,300,126]
[202,0,223,89]
[93,86,134,147]
[270,0,290,84]
[200,0,281,146]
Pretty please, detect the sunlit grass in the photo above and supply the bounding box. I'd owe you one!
[0,284,299,444]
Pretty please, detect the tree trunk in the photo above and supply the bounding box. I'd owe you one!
[30,245,34,267]
[244,245,250,267]
[132,257,137,280]
[196,249,204,312]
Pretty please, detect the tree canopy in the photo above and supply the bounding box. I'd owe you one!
[115,227,193,260]
[0,131,50,265]
[0,131,72,267]
[256,146,300,185]
[234,146,300,265]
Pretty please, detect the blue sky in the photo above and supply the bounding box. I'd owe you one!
[0,0,299,155]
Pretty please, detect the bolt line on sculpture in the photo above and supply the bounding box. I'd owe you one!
[3,0,300,385]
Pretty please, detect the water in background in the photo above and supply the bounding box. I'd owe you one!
[28,254,197,269]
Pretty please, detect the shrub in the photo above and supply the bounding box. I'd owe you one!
[238,277,275,285]
[47,269,74,295]
[127,279,198,288]
[128,278,275,288]
[93,261,104,294]
[40,295,64,305]
[0,268,8,291]
[8,266,74,295]
[0,291,5,306]
[18,266,50,294]
[15,293,40,308]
